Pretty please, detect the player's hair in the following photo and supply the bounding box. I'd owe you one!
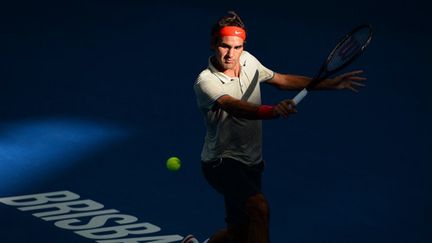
[210,11,246,48]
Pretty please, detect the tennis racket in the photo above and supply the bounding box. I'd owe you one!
[292,24,373,105]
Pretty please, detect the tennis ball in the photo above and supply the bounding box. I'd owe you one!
[166,157,181,171]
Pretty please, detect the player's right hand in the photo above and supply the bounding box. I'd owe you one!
[274,99,297,118]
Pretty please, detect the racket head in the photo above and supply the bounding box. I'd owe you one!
[325,24,373,74]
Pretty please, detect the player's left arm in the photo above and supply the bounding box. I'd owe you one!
[265,73,312,90]
[266,70,366,91]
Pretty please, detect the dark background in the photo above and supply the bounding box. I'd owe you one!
[1,0,430,242]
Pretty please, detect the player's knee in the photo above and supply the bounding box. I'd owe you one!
[245,193,269,222]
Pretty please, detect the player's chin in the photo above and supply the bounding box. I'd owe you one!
[223,63,235,69]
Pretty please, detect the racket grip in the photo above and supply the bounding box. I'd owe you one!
[292,88,308,105]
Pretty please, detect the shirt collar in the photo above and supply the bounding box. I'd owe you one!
[208,52,247,84]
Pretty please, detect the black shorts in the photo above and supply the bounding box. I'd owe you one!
[202,157,264,225]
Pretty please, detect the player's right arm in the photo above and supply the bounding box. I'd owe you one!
[267,71,366,91]
[194,72,296,120]
[216,95,296,119]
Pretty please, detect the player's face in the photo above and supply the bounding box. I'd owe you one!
[214,36,244,71]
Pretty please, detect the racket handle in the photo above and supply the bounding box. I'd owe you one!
[292,88,308,105]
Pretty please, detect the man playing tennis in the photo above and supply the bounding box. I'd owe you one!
[187,11,366,243]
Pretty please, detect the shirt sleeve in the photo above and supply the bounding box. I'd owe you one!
[243,51,275,83]
[257,62,275,83]
[194,75,226,110]
[255,58,274,82]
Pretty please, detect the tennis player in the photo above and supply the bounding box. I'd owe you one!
[185,11,366,243]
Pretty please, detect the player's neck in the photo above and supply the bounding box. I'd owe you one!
[223,65,240,78]
[211,57,240,78]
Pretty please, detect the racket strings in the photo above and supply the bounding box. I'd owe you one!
[327,26,372,72]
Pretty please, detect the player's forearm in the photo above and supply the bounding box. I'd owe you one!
[273,73,336,90]
[216,95,277,120]
[312,78,339,90]
[269,73,312,90]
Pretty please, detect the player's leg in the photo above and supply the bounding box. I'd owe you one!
[227,160,269,243]
[202,158,266,243]
[207,228,234,243]
[245,193,270,243]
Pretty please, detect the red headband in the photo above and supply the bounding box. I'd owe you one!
[219,26,246,41]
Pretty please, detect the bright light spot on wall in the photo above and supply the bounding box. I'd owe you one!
[0,117,130,194]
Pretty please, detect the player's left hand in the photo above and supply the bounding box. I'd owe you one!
[327,70,367,92]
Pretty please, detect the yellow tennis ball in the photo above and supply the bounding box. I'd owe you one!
[166,157,181,171]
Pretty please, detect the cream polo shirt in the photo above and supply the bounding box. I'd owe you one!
[194,51,274,166]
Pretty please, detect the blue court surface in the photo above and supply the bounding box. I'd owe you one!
[1,1,430,242]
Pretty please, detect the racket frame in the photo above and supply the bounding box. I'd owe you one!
[292,24,373,105]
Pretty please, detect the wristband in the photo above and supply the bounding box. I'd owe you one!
[257,105,276,119]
